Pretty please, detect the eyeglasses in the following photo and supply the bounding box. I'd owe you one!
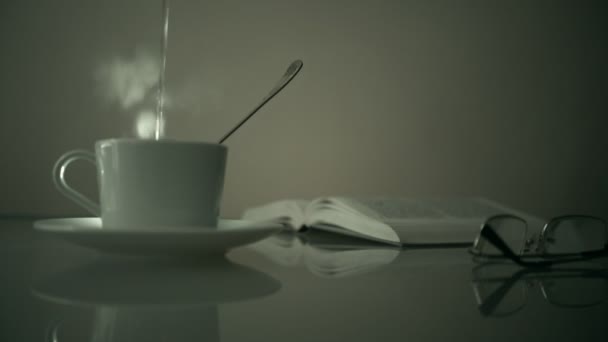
[471,262,608,317]
[470,214,608,267]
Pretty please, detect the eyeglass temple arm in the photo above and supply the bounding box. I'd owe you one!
[480,225,523,261]
[480,224,552,268]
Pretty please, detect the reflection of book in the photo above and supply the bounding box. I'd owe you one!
[244,197,529,245]
[249,231,304,267]
[249,230,400,278]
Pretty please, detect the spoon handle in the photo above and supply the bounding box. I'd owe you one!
[218,60,304,144]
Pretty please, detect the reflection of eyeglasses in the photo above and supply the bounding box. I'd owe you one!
[471,262,608,317]
[470,214,608,267]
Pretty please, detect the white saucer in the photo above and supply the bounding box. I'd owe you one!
[34,218,282,256]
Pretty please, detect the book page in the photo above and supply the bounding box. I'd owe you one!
[320,197,530,245]
[305,210,401,245]
[334,197,508,221]
[304,197,401,244]
[307,197,378,219]
[242,199,309,230]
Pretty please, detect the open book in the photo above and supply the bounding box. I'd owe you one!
[243,197,538,245]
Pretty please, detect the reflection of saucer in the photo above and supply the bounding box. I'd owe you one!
[31,257,281,308]
[32,258,281,342]
[34,218,281,256]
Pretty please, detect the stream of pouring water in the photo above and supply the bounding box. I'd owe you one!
[155,0,170,140]
[151,0,302,142]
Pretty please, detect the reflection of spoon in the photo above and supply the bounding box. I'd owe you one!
[218,59,304,144]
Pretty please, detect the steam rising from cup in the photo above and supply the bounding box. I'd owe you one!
[95,49,159,110]
[136,110,165,139]
[94,49,167,139]
[94,0,171,139]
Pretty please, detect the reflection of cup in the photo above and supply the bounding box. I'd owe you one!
[33,257,281,342]
[47,306,220,342]
[53,139,227,228]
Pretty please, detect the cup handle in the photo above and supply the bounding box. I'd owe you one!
[52,150,101,216]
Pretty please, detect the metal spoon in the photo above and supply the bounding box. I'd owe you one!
[218,60,304,144]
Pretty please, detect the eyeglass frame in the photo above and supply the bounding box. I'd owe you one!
[469,214,608,267]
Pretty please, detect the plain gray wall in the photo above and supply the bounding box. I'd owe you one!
[1,0,606,219]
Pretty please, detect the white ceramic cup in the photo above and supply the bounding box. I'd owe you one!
[53,138,227,228]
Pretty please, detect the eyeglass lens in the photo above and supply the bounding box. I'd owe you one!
[475,216,527,256]
[542,217,607,255]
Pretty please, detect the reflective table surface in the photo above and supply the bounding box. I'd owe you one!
[1,218,607,341]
